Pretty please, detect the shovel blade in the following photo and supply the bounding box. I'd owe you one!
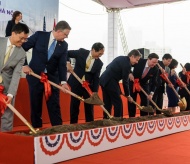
[178,97,187,111]
[140,105,154,113]
[84,92,104,105]
[162,110,173,117]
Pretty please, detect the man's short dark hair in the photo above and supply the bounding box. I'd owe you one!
[55,20,71,31]
[12,23,29,34]
[91,42,104,52]
[148,53,159,60]
[184,63,190,71]
[128,49,142,57]
[168,58,178,69]
[162,53,172,60]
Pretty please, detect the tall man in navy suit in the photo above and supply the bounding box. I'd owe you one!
[127,53,159,117]
[22,21,71,128]
[100,49,141,119]
[67,42,104,124]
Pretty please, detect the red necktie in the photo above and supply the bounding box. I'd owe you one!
[142,67,150,78]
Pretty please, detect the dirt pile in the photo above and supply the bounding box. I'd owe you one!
[16,111,190,137]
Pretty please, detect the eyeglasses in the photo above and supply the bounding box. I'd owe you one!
[18,35,28,42]
[61,30,69,37]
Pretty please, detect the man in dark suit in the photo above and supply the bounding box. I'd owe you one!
[67,42,104,124]
[151,53,172,114]
[100,49,141,119]
[179,63,190,110]
[127,53,159,117]
[22,21,71,128]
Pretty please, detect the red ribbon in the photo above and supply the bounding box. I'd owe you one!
[176,79,183,87]
[133,79,141,92]
[160,72,169,82]
[40,73,52,101]
[82,81,93,96]
[0,85,8,114]
[185,71,190,84]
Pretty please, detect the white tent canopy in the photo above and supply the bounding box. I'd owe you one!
[59,0,190,70]
[92,0,184,9]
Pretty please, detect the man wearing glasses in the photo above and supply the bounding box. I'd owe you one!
[0,23,29,132]
[22,21,71,129]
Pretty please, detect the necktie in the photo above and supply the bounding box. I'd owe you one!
[82,56,93,81]
[142,67,150,78]
[85,56,92,71]
[4,45,13,65]
[48,39,56,60]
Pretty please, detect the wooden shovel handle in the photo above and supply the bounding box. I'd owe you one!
[70,71,83,84]
[140,86,161,110]
[100,105,113,118]
[70,71,112,118]
[121,93,142,109]
[157,63,181,99]
[131,100,143,109]
[70,71,93,95]
[30,72,85,102]
[6,103,37,134]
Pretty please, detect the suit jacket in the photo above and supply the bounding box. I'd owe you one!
[132,58,159,92]
[100,56,131,96]
[22,31,68,85]
[178,71,190,96]
[5,20,17,37]
[67,48,103,92]
[179,71,188,85]
[0,37,26,95]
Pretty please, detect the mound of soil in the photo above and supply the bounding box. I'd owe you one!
[16,111,190,137]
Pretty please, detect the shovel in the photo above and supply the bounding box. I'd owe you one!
[157,63,187,111]
[69,71,115,119]
[30,72,103,105]
[0,86,37,134]
[121,93,154,113]
[70,71,104,105]
[7,103,37,134]
[139,86,173,117]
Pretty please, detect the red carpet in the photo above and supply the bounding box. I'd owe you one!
[60,130,190,164]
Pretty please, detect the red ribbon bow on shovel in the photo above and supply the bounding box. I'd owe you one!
[82,81,93,95]
[176,79,184,88]
[0,85,8,114]
[133,79,141,92]
[40,73,52,101]
[160,72,169,82]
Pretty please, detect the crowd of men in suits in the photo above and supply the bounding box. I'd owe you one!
[1,17,190,132]
[67,47,190,122]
